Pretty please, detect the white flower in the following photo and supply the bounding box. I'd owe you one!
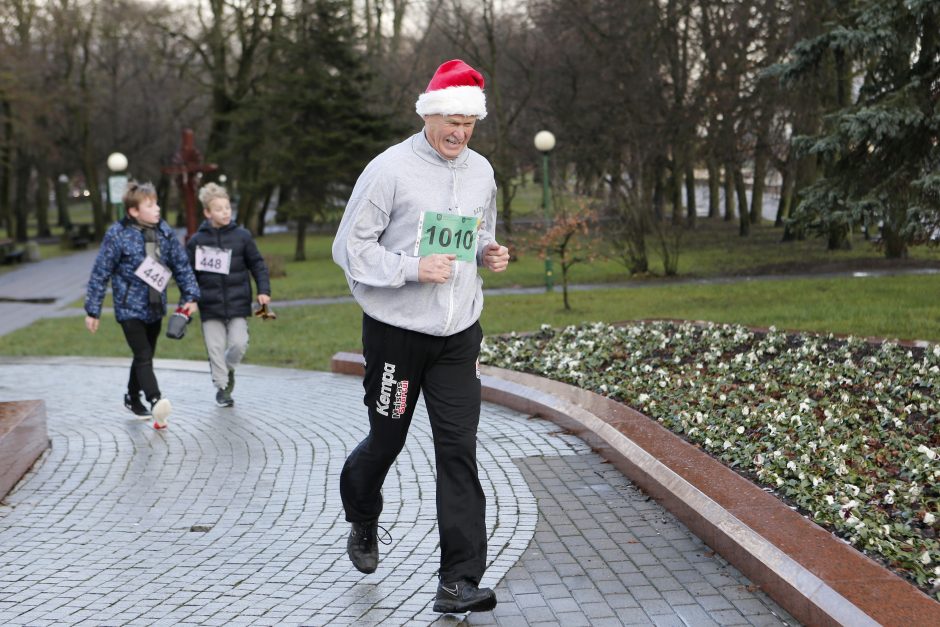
[825,495,835,506]
[705,438,713,447]
[787,461,797,471]
[920,551,932,566]
[637,393,650,403]
[917,444,937,461]
[755,454,764,465]
[846,484,860,497]
[736,426,745,434]
[742,407,750,416]
[723,440,732,450]
[884,491,895,505]
[925,512,936,525]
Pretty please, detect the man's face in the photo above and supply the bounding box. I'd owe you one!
[205,197,232,228]
[130,197,161,226]
[424,114,477,160]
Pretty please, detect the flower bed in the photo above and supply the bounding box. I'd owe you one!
[480,320,940,600]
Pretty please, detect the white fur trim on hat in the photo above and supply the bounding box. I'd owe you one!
[415,85,487,120]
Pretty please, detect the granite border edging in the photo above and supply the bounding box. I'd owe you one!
[0,400,49,501]
[330,351,940,627]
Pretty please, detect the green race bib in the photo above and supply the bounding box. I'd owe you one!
[416,212,480,262]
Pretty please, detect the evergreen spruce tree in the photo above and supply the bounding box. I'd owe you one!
[778,0,939,258]
[264,0,401,260]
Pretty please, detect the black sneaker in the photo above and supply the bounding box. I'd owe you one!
[225,369,235,394]
[433,579,497,614]
[124,392,151,417]
[347,520,380,573]
[216,388,234,407]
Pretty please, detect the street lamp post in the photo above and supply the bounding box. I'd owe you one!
[534,130,556,292]
[56,174,71,228]
[107,152,129,222]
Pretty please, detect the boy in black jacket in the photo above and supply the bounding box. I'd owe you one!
[187,183,271,406]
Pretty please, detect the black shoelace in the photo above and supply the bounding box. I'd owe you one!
[356,523,393,547]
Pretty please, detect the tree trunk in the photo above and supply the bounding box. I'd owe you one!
[882,223,908,259]
[13,149,30,242]
[35,170,51,238]
[237,189,257,234]
[723,165,736,221]
[775,163,793,227]
[652,160,665,222]
[82,155,105,240]
[685,163,696,228]
[706,157,720,218]
[734,168,749,236]
[750,142,769,225]
[256,186,274,236]
[670,160,683,226]
[294,213,308,261]
[0,98,12,237]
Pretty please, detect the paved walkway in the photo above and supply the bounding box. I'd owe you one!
[0,250,98,335]
[0,357,796,625]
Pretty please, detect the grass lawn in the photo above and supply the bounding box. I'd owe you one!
[159,219,940,302]
[6,273,938,371]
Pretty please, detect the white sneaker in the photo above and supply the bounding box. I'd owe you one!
[151,398,172,430]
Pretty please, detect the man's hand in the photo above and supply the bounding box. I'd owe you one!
[85,316,99,334]
[182,301,198,315]
[419,254,456,283]
[482,243,510,273]
[258,294,271,306]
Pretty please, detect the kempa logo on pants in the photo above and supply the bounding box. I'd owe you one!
[377,362,409,418]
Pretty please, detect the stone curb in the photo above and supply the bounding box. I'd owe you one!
[330,351,940,627]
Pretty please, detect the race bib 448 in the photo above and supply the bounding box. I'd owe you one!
[415,212,480,262]
[195,246,232,275]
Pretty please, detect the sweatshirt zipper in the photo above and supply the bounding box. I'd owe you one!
[443,162,460,335]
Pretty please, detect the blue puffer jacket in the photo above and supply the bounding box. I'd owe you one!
[84,218,200,323]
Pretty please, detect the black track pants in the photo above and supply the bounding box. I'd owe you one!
[120,318,162,403]
[340,313,486,585]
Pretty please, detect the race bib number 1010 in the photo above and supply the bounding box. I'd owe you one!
[415,212,480,263]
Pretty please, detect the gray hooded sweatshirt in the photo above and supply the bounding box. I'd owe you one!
[332,130,497,336]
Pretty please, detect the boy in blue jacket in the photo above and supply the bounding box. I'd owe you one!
[186,183,270,407]
[84,181,200,430]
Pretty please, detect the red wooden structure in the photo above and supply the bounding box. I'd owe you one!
[162,129,218,239]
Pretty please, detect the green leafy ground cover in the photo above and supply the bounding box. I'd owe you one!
[480,320,940,599]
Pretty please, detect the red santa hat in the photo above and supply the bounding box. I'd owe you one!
[415,59,488,120]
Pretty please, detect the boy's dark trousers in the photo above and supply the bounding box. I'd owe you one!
[120,319,162,403]
[340,314,486,585]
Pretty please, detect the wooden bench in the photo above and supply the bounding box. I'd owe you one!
[0,400,49,501]
[65,224,92,250]
[0,238,25,264]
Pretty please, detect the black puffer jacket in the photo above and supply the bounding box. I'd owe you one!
[186,221,271,320]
